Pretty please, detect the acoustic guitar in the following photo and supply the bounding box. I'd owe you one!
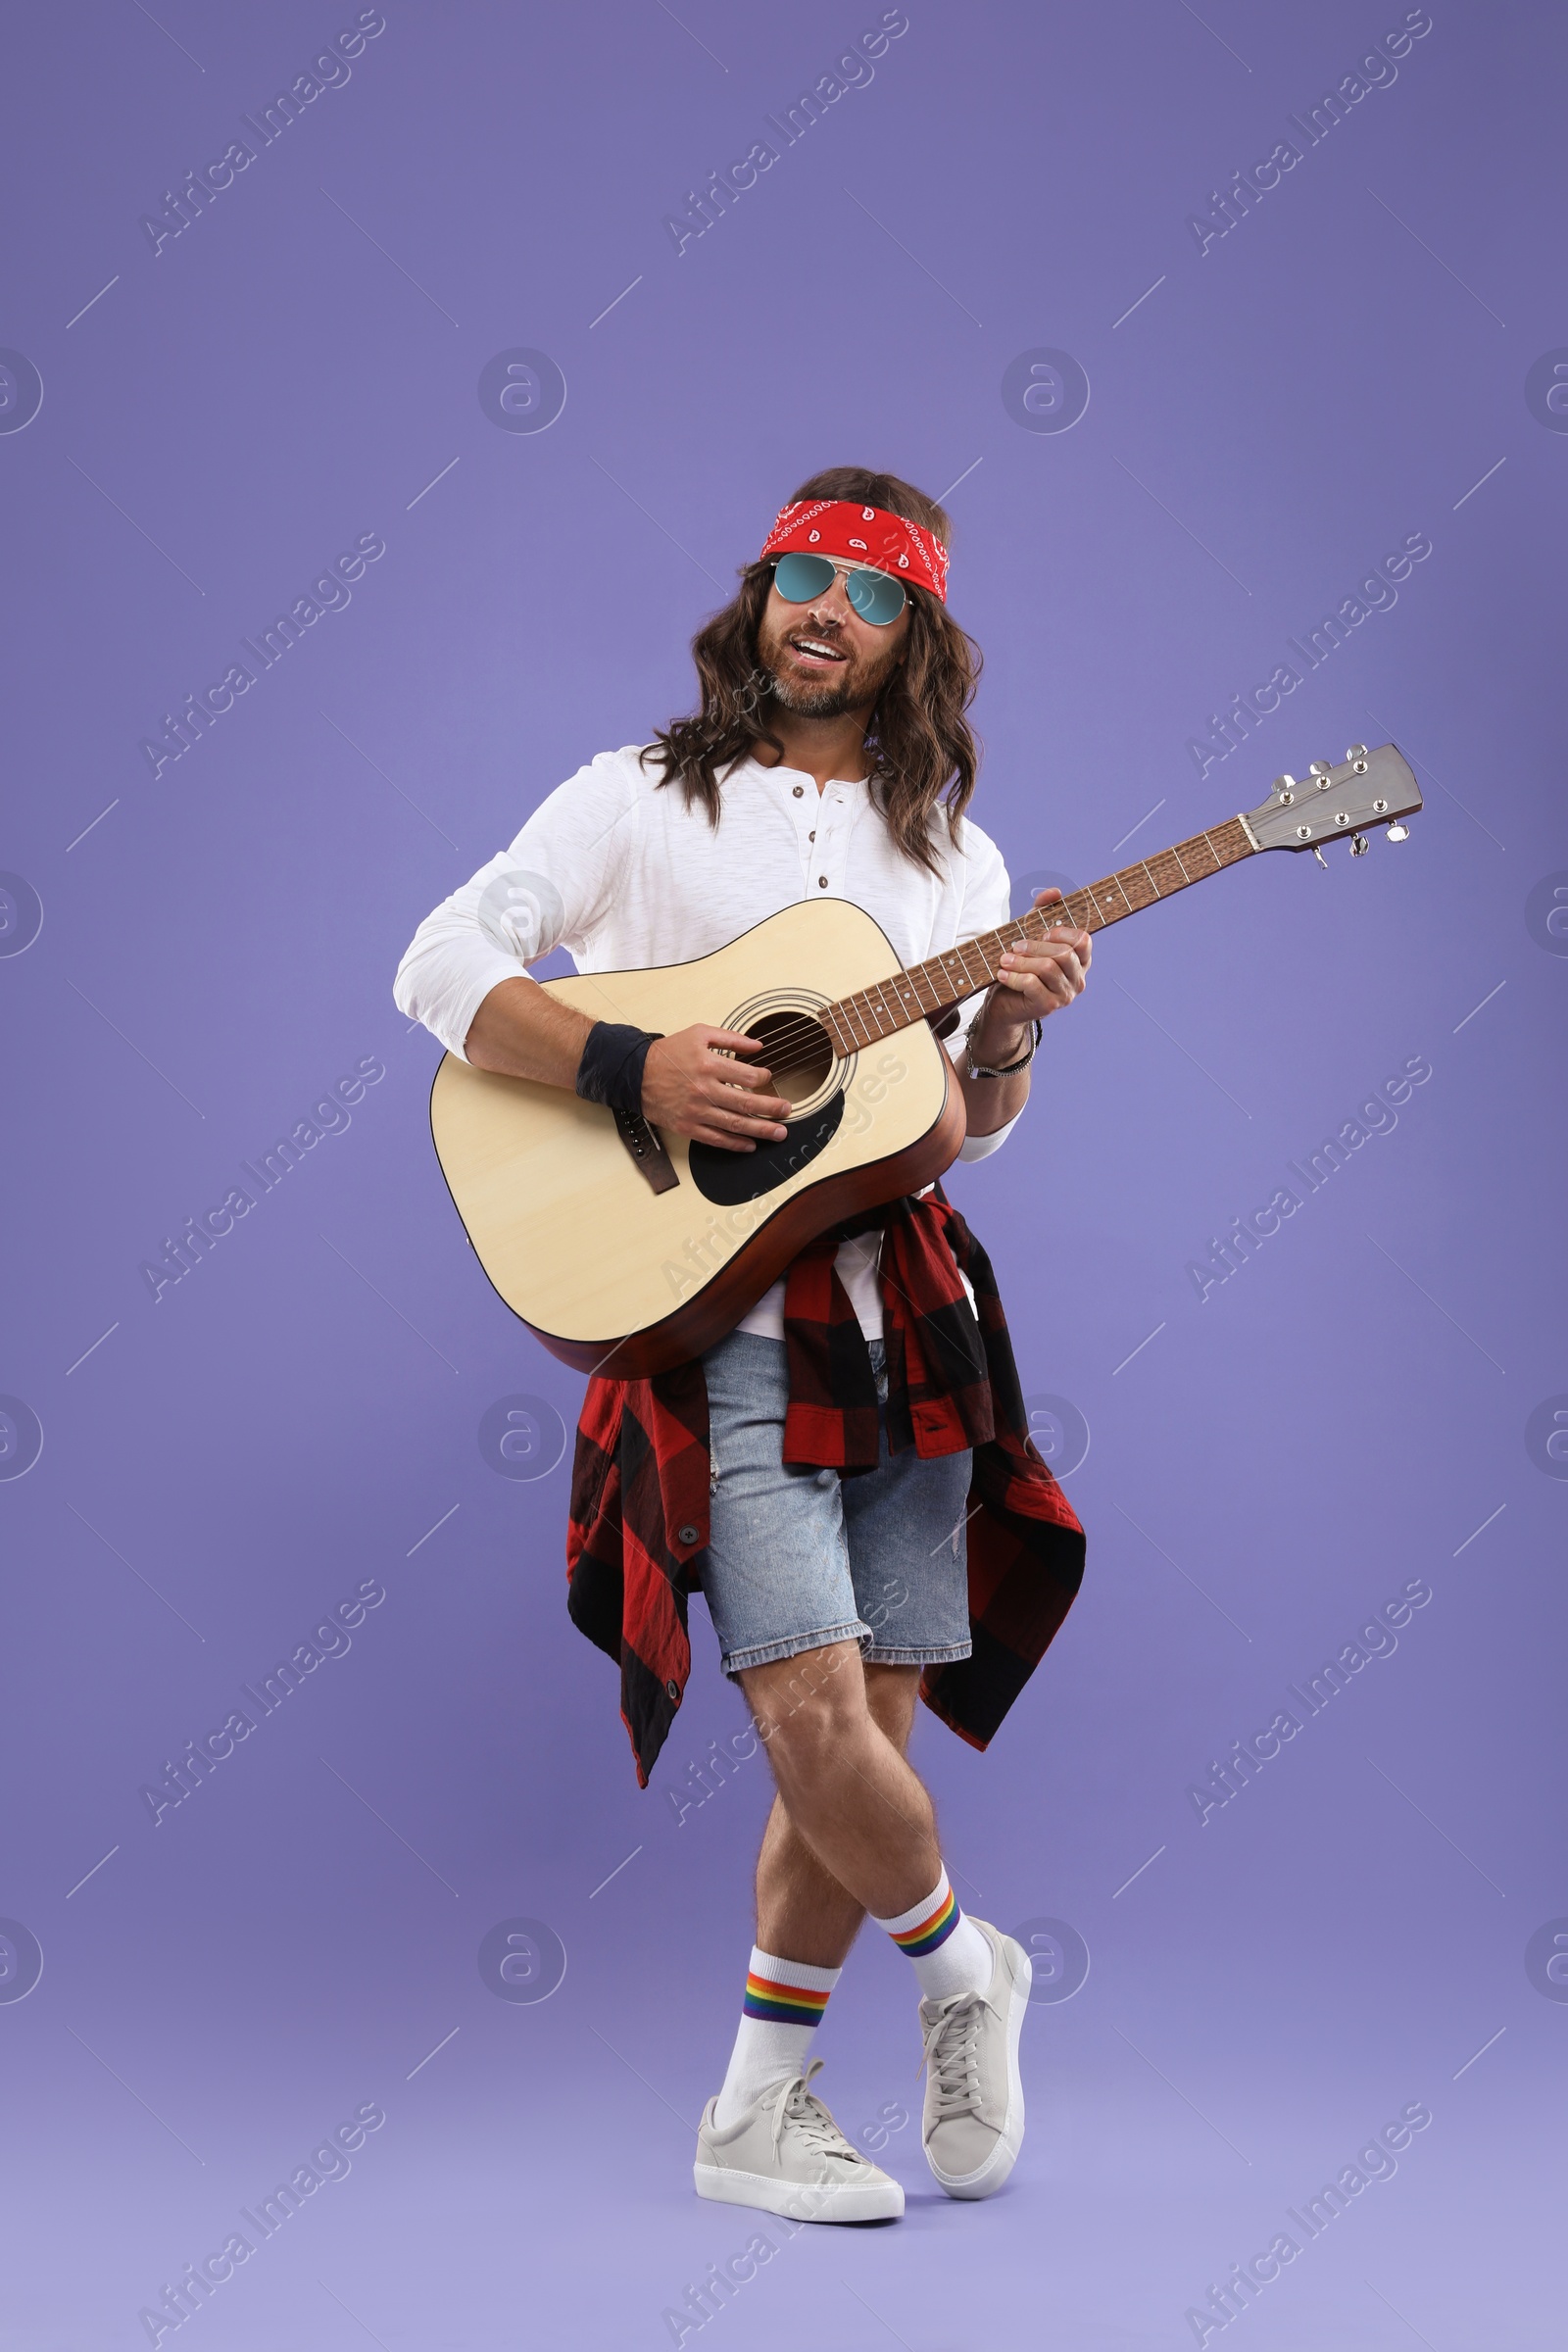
[429,742,1421,1376]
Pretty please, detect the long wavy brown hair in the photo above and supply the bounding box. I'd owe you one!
[641,466,982,873]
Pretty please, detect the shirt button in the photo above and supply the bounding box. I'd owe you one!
[808,830,815,842]
[791,784,804,798]
[665,1677,681,1702]
[818,876,828,889]
[676,1523,700,1545]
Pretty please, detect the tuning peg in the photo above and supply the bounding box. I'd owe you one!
[1349,832,1369,857]
[1312,847,1328,869]
[1386,822,1410,842]
[1346,743,1368,760]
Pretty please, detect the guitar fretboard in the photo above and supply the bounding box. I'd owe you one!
[820,815,1254,1054]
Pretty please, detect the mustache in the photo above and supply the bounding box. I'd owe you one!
[765,619,859,665]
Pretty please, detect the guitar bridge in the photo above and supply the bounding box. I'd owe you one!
[612,1107,679,1194]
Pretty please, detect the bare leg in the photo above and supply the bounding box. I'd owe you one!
[741,1646,934,1966]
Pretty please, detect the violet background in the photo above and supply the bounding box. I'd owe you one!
[2,3,1564,2346]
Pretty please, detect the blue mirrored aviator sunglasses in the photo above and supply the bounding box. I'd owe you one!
[770,550,908,627]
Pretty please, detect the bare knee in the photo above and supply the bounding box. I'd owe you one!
[741,1641,867,1776]
[864,1661,920,1754]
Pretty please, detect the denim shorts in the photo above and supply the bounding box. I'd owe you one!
[694,1328,974,1679]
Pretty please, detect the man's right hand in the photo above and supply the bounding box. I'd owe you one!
[641,1027,792,1152]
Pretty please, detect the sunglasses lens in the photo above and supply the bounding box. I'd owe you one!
[846,566,906,626]
[772,553,838,603]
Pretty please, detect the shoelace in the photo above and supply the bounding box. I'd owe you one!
[918,1988,998,2122]
[767,2058,866,2165]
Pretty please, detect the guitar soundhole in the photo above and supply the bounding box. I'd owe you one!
[747,1009,834,1106]
[688,1003,846,1205]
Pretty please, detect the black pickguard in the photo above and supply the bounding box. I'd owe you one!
[687,1091,845,1205]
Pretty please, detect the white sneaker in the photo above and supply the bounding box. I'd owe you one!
[918,1917,1031,2199]
[695,2059,905,2223]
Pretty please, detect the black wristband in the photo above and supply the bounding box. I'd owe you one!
[574,1021,662,1115]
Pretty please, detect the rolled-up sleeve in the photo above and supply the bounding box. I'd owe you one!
[946,820,1022,1161]
[392,749,639,1060]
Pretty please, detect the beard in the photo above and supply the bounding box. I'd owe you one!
[755,610,905,719]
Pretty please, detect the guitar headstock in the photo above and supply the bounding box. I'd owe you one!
[1242,743,1422,858]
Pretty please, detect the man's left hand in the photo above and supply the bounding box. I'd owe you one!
[967,889,1091,1061]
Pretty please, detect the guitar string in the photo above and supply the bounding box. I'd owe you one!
[731,903,1091,1082]
[717,791,1398,1078]
[741,894,1102,1066]
[736,831,1243,1073]
[737,904,1102,1075]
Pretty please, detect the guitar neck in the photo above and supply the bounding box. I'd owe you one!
[819,814,1256,1054]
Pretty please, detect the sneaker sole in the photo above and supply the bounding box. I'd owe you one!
[928,1936,1032,2201]
[694,2161,905,2224]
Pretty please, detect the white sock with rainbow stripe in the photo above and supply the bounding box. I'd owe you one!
[871,1866,991,2003]
[711,1946,841,2131]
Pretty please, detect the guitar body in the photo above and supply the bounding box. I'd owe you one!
[422,743,1423,1381]
[429,898,966,1377]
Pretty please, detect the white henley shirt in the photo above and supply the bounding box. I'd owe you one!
[393,745,1020,1343]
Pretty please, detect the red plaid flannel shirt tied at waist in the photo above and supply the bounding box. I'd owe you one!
[564,1188,1087,1787]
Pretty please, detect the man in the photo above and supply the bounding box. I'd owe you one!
[395,467,1091,2222]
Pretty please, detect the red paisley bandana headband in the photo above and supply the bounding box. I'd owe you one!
[759,498,950,604]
